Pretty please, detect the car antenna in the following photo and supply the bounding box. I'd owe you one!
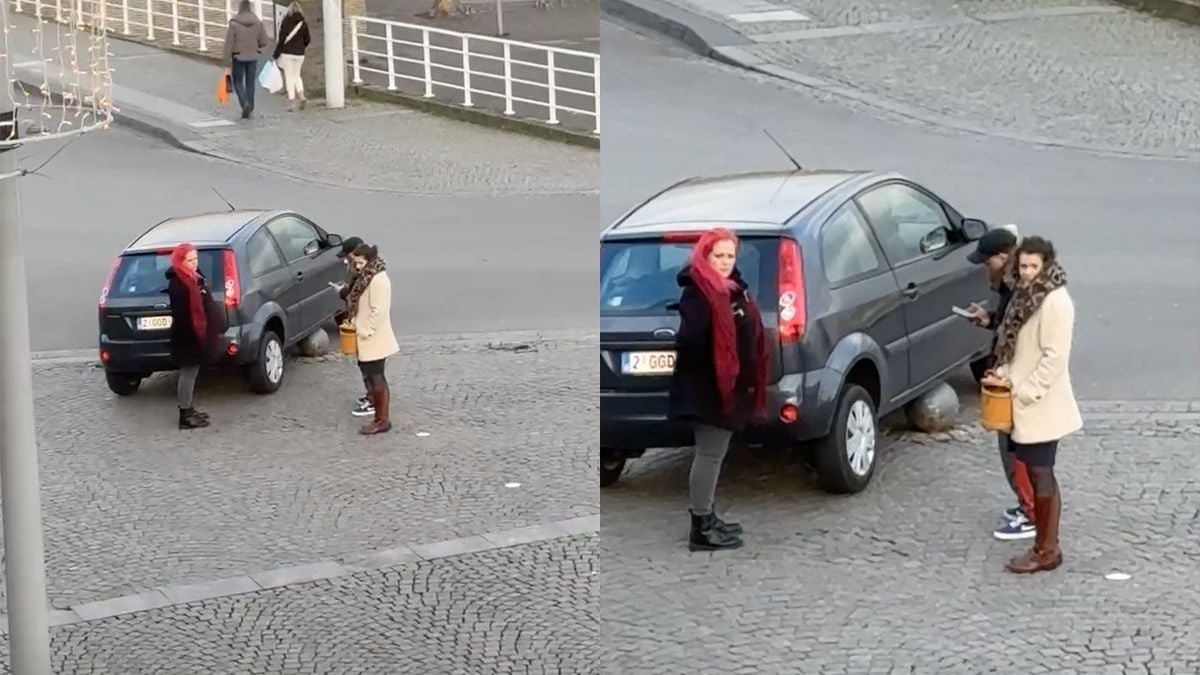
[211,187,237,212]
[762,129,803,171]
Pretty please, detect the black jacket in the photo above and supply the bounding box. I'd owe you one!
[667,267,762,432]
[166,270,223,367]
[982,277,1015,367]
[274,13,311,59]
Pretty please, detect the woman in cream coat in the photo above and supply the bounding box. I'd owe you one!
[991,236,1081,574]
[345,244,400,435]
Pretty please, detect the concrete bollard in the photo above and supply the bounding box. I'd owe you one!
[905,381,960,433]
[298,328,331,357]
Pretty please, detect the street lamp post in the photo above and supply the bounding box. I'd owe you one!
[0,77,55,675]
[322,0,345,108]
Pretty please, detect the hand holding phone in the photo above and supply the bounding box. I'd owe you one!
[328,281,345,290]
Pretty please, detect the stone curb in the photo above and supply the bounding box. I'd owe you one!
[1110,0,1200,25]
[30,327,598,366]
[0,514,599,633]
[602,0,1200,162]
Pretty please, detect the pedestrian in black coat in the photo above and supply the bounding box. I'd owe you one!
[166,244,222,429]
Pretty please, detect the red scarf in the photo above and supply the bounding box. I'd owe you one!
[689,229,768,417]
[170,244,208,343]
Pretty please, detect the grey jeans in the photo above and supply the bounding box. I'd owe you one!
[689,423,733,515]
[177,365,200,409]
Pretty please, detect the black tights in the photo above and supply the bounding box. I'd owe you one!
[363,373,388,394]
[1028,466,1058,498]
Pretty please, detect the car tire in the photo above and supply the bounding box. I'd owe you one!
[105,371,142,396]
[600,448,628,488]
[248,331,285,394]
[814,384,878,494]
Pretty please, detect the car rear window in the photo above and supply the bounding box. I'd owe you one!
[600,238,777,313]
[107,250,224,299]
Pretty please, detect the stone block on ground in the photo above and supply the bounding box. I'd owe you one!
[298,327,331,356]
[905,381,959,432]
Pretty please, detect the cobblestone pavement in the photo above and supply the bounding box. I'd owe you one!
[635,0,1200,158]
[0,330,595,611]
[600,401,1200,672]
[0,535,597,675]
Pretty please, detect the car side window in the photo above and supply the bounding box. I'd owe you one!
[266,216,320,263]
[856,183,950,266]
[820,202,883,285]
[247,228,286,277]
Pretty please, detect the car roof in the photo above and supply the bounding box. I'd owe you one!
[126,210,274,252]
[608,170,881,236]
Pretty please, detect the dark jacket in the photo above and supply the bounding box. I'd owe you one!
[166,270,223,367]
[274,13,311,59]
[982,277,1015,368]
[667,266,762,432]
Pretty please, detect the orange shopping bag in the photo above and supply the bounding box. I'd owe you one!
[216,74,230,105]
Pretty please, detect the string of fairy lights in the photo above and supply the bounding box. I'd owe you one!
[1,0,115,178]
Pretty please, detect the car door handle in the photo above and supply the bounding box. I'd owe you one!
[902,283,919,299]
[295,270,304,279]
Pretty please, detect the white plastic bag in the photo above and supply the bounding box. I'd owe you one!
[258,59,283,94]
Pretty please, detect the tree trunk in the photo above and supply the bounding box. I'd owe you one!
[299,0,365,100]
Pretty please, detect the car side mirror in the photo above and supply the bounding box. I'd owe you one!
[303,240,320,257]
[326,233,343,247]
[961,218,987,241]
[920,228,949,254]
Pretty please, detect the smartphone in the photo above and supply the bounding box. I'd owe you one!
[328,281,344,289]
[952,305,975,319]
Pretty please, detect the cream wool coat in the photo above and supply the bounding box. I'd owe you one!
[353,271,399,363]
[1002,286,1083,444]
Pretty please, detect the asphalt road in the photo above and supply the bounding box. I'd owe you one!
[599,20,1200,401]
[13,125,596,351]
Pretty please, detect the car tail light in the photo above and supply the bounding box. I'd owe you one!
[99,349,110,363]
[777,238,806,343]
[780,403,799,423]
[222,249,240,309]
[227,343,239,356]
[98,257,121,319]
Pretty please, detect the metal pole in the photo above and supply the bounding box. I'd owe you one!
[0,105,54,673]
[494,0,504,37]
[322,0,345,108]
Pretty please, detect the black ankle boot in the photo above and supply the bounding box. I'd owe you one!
[179,407,210,429]
[688,511,743,552]
[712,511,743,536]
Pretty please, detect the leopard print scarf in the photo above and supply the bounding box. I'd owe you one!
[993,260,1067,366]
[346,257,386,320]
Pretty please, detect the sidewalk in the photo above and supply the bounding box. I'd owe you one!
[7,13,597,195]
[605,0,1200,159]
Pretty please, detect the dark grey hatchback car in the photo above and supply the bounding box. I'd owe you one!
[600,170,996,493]
[98,210,347,396]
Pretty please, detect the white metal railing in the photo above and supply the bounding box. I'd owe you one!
[11,0,282,54]
[350,16,599,134]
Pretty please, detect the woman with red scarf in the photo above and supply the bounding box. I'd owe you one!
[667,228,767,552]
[166,244,221,429]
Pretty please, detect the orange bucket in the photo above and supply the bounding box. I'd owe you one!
[338,325,357,356]
[980,380,1013,432]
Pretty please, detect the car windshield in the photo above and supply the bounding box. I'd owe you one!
[107,250,224,299]
[600,237,776,313]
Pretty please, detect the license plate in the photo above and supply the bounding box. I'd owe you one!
[621,350,676,375]
[137,316,173,331]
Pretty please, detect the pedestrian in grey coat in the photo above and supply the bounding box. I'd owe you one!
[222,0,270,119]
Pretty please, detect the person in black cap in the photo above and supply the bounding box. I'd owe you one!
[334,236,374,417]
[961,225,1035,541]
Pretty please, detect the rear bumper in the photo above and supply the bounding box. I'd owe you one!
[99,326,251,373]
[600,370,835,451]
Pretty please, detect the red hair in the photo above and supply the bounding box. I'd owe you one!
[169,244,207,343]
[689,228,767,417]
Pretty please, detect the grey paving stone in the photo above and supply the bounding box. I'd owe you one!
[341,545,422,571]
[159,575,261,605]
[482,522,571,548]
[410,535,495,560]
[250,562,346,590]
[71,591,172,622]
[557,514,602,535]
